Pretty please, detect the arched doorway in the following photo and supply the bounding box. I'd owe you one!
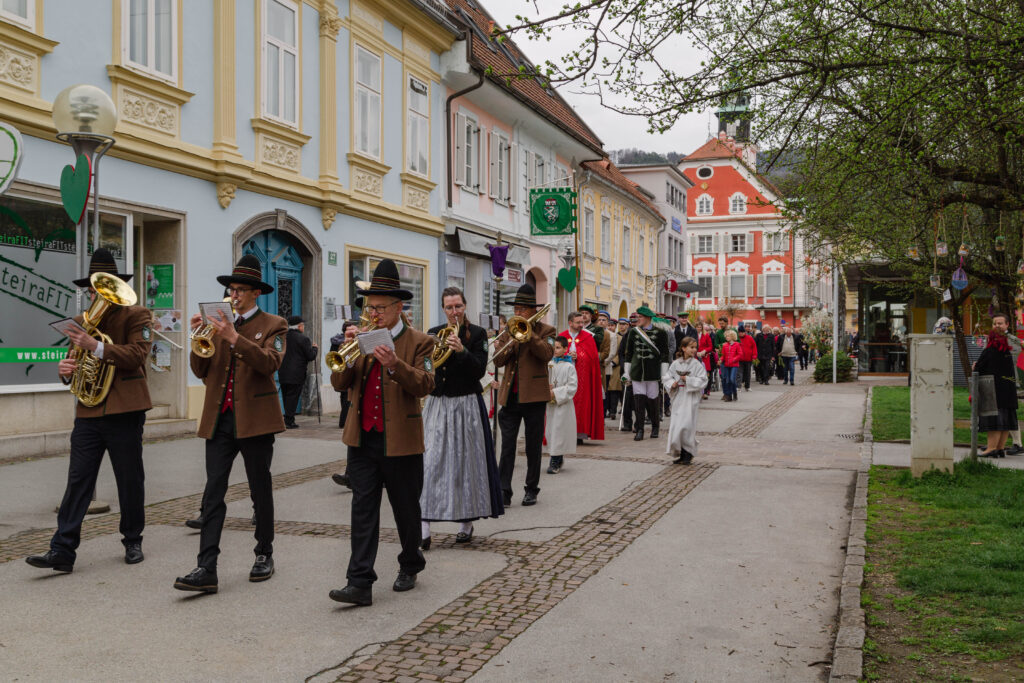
[618,300,629,318]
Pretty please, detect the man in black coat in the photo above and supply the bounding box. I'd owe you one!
[755,327,776,385]
[676,311,700,346]
[279,315,318,428]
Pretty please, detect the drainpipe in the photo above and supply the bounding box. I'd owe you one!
[446,33,483,209]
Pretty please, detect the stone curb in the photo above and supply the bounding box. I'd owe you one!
[828,385,872,682]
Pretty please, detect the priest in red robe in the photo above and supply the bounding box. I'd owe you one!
[559,311,605,441]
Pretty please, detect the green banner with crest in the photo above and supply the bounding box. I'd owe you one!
[529,188,576,236]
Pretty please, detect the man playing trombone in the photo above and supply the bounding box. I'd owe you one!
[174,255,287,594]
[327,259,435,607]
[493,284,556,507]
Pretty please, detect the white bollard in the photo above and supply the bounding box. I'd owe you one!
[909,334,954,476]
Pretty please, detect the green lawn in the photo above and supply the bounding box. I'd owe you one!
[863,462,1024,680]
[872,386,1024,444]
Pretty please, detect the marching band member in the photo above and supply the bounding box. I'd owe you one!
[174,255,287,594]
[622,306,671,441]
[26,249,152,574]
[328,259,435,607]
[494,284,556,507]
[419,287,503,550]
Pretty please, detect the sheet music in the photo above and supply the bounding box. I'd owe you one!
[49,317,88,337]
[357,328,394,355]
[199,301,234,325]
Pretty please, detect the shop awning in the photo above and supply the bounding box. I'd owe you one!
[455,228,531,265]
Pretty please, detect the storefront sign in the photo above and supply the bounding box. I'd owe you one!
[506,267,523,284]
[0,347,67,363]
[529,188,576,236]
[328,251,337,266]
[145,263,174,308]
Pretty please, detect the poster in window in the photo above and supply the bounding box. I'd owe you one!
[145,263,174,308]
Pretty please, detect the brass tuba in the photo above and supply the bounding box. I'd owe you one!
[429,320,459,369]
[190,296,234,358]
[68,271,138,407]
[493,303,550,352]
[325,312,377,371]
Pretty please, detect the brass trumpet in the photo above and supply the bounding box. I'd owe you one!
[190,297,234,358]
[326,313,377,371]
[493,303,550,353]
[68,272,138,407]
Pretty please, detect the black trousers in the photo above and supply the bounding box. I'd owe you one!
[621,383,635,428]
[756,357,773,383]
[346,429,425,588]
[606,389,622,416]
[498,398,546,495]
[51,411,146,561]
[739,361,752,389]
[197,410,275,570]
[281,382,303,423]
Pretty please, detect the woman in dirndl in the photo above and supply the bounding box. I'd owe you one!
[975,312,1019,458]
[420,287,504,548]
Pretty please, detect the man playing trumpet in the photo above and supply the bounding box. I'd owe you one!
[328,259,435,607]
[174,255,287,594]
[493,284,556,507]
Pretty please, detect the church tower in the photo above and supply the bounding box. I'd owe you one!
[716,93,752,142]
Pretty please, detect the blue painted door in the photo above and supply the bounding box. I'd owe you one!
[243,231,303,410]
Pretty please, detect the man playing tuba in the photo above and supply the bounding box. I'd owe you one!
[26,249,153,574]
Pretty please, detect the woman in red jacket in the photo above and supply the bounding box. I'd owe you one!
[737,326,757,392]
[697,324,717,400]
[720,329,742,401]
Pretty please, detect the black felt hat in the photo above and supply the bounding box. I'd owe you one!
[356,259,412,300]
[217,254,274,294]
[72,248,133,288]
[287,315,304,326]
[508,284,539,308]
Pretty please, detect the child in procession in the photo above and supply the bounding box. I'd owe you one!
[662,337,708,465]
[545,337,578,474]
[719,329,741,402]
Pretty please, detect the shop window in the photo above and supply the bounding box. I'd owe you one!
[350,254,425,329]
[263,0,299,126]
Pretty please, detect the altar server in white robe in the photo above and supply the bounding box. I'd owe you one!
[662,337,707,465]
[544,337,578,475]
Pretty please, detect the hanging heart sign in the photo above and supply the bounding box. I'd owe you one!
[556,267,577,292]
[59,153,92,224]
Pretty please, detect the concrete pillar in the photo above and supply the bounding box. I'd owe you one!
[909,334,954,476]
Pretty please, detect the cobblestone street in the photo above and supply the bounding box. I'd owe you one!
[0,368,866,681]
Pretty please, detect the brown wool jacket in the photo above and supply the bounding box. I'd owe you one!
[330,324,435,456]
[69,305,153,418]
[190,309,288,439]
[493,322,557,406]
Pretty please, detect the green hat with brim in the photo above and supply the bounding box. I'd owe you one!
[579,303,598,314]
[636,305,656,318]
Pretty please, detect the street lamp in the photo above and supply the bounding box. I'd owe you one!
[52,84,117,314]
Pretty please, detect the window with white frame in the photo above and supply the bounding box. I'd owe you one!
[407,76,429,176]
[622,226,631,266]
[638,232,645,271]
[583,207,594,255]
[124,0,176,81]
[729,274,745,298]
[648,239,654,273]
[263,0,298,125]
[601,214,610,258]
[355,45,382,157]
[490,133,511,203]
[696,193,713,215]
[729,193,747,214]
[697,276,713,298]
[765,232,789,252]
[731,234,746,252]
[698,235,713,253]
[0,0,33,29]
[460,114,479,191]
[534,155,546,186]
[764,273,782,297]
[556,163,570,187]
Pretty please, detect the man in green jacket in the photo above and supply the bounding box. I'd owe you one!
[622,306,671,441]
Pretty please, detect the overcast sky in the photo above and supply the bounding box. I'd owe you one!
[486,4,716,156]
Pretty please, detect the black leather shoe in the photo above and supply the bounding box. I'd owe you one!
[329,584,372,605]
[393,571,417,592]
[25,550,73,573]
[455,526,474,544]
[673,450,694,465]
[522,491,537,506]
[286,423,299,429]
[185,517,202,530]
[1006,445,1024,456]
[249,555,274,582]
[332,473,352,488]
[124,543,144,564]
[502,491,512,506]
[420,536,431,551]
[174,567,218,593]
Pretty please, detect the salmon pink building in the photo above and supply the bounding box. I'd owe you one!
[679,132,830,329]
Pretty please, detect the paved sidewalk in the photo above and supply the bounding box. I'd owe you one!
[0,368,867,681]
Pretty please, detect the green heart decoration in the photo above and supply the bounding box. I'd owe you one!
[60,153,92,224]
[557,267,578,292]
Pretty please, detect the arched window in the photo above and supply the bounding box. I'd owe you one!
[696,194,713,216]
[729,193,747,214]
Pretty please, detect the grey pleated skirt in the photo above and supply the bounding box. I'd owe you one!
[420,393,504,522]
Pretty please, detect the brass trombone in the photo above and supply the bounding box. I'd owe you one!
[190,297,234,358]
[492,303,550,353]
